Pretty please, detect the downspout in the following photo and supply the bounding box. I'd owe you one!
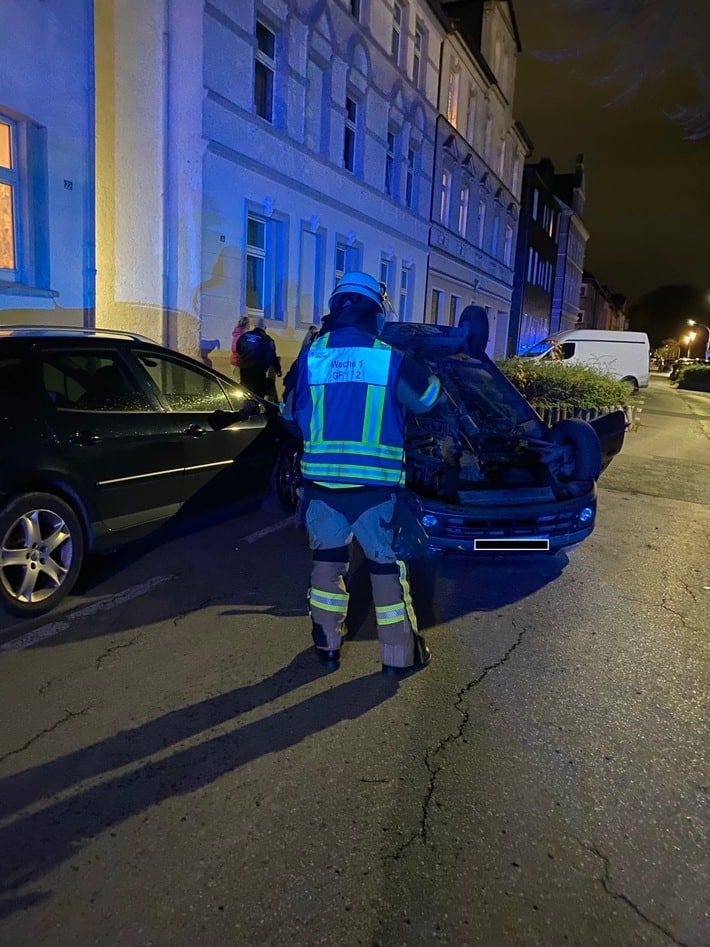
[84,0,97,327]
[425,36,447,321]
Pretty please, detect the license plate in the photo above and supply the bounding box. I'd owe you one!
[474,537,550,551]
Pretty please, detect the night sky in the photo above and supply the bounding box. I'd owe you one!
[512,1,709,307]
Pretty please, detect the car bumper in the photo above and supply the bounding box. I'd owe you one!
[417,485,597,554]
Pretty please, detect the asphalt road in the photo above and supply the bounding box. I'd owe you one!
[0,373,708,947]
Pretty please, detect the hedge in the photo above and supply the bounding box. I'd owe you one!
[677,364,710,391]
[497,358,632,410]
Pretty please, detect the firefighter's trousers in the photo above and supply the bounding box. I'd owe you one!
[305,494,427,669]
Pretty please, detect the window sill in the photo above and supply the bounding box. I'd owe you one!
[0,282,58,298]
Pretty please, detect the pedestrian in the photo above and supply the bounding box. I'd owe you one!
[300,324,319,350]
[280,271,441,674]
[230,315,250,381]
[236,317,282,399]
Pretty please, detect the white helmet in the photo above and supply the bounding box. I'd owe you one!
[328,271,387,316]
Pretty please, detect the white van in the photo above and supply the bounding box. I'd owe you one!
[520,329,650,391]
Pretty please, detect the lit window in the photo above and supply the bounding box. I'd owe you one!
[446,66,460,127]
[458,186,469,237]
[254,21,275,123]
[343,96,357,172]
[392,2,402,62]
[0,118,17,274]
[531,188,539,220]
[429,289,443,324]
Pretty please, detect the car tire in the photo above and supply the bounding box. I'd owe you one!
[270,440,302,511]
[620,375,638,395]
[0,492,85,617]
[546,419,602,497]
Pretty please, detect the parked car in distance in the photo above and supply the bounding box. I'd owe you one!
[520,328,650,392]
[378,323,626,555]
[0,326,299,618]
[669,357,709,381]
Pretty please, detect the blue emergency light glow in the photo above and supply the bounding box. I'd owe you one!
[579,506,594,523]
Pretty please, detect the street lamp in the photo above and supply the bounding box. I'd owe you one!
[688,319,710,359]
[685,331,697,357]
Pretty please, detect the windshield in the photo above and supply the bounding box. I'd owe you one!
[519,339,553,357]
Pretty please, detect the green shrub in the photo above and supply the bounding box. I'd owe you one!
[677,364,710,391]
[497,358,631,409]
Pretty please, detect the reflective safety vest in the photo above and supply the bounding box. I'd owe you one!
[293,329,407,487]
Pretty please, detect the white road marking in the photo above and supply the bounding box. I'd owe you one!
[241,516,295,545]
[0,575,175,652]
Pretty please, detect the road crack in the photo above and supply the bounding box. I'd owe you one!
[95,632,143,670]
[0,707,92,766]
[385,620,528,862]
[580,839,692,947]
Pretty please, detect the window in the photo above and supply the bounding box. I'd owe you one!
[392,2,402,63]
[335,240,361,283]
[399,265,411,320]
[380,255,395,300]
[465,90,477,146]
[385,127,398,198]
[476,199,486,246]
[490,216,500,257]
[449,295,460,327]
[428,289,443,325]
[484,115,492,160]
[503,224,513,266]
[440,169,452,226]
[498,138,506,178]
[246,214,266,312]
[299,226,325,325]
[531,188,539,220]
[0,118,17,275]
[135,353,232,413]
[306,58,325,153]
[254,20,275,123]
[446,66,460,127]
[349,0,361,19]
[405,145,418,210]
[343,95,357,172]
[40,352,152,412]
[412,23,423,87]
[458,186,469,237]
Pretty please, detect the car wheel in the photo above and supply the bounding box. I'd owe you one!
[620,376,638,395]
[546,419,602,496]
[271,441,302,511]
[0,492,84,617]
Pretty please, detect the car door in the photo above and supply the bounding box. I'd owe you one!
[129,349,271,503]
[39,347,186,533]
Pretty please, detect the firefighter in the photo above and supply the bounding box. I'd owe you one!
[280,271,441,674]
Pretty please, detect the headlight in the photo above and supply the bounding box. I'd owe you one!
[421,514,438,529]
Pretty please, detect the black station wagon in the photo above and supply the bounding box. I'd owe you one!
[0,326,297,618]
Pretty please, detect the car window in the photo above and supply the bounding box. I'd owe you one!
[40,352,153,412]
[134,352,232,412]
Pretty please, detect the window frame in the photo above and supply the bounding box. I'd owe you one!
[0,115,19,279]
[254,19,276,124]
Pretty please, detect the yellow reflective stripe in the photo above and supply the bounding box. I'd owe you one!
[310,384,325,444]
[398,559,418,632]
[375,604,406,625]
[305,441,402,459]
[363,384,385,444]
[310,589,349,612]
[301,463,404,483]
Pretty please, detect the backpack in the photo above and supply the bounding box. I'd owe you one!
[236,330,274,372]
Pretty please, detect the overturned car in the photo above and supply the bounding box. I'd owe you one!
[379,322,626,554]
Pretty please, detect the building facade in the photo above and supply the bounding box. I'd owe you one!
[1,0,533,372]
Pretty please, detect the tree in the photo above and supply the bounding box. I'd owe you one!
[627,285,708,349]
[539,0,710,139]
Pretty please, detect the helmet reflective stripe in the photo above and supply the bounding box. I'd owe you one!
[329,271,386,314]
